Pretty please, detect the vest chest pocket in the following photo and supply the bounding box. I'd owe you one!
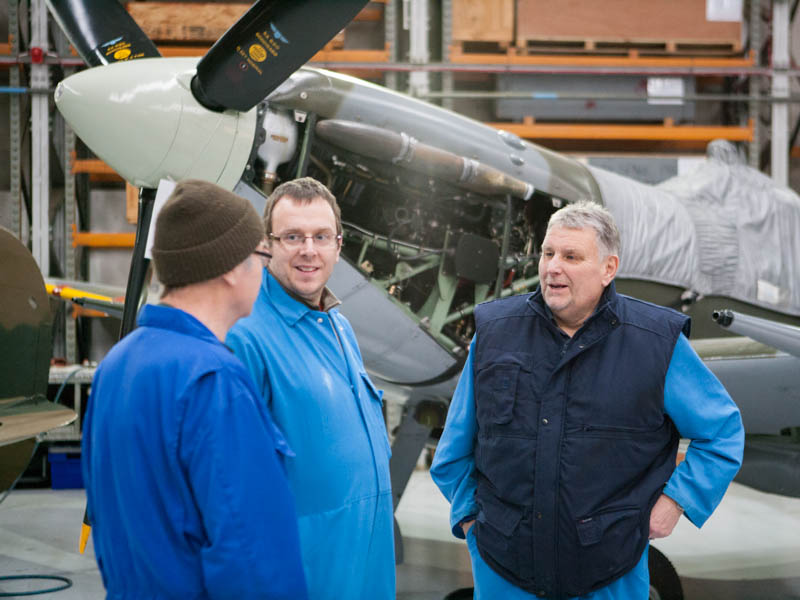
[491,364,519,424]
[477,363,521,425]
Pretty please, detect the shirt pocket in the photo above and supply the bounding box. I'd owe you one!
[476,351,533,426]
[359,371,392,459]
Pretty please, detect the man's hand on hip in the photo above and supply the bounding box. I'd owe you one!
[649,494,683,540]
[461,520,475,536]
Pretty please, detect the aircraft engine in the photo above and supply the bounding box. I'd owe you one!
[283,117,551,359]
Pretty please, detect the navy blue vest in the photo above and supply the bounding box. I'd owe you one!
[472,283,689,598]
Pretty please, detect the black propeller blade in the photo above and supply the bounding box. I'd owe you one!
[46,0,160,67]
[191,0,369,112]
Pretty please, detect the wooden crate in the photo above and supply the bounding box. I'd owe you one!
[125,2,250,43]
[126,2,384,46]
[516,0,742,55]
[452,0,514,45]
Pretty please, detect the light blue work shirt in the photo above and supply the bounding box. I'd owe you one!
[431,333,744,600]
[227,270,395,600]
[83,304,308,599]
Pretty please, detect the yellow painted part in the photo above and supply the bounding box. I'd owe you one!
[46,283,113,303]
[79,523,91,554]
[487,120,754,142]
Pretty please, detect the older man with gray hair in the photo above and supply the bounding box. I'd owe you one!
[431,201,744,599]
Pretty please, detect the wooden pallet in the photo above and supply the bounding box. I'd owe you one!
[449,40,515,59]
[447,50,756,68]
[516,38,743,57]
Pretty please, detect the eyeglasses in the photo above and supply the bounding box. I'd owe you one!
[269,232,342,248]
[253,249,272,266]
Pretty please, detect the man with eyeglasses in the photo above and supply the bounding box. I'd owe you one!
[227,177,394,599]
[82,179,307,599]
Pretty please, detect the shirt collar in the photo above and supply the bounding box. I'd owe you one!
[318,287,342,312]
[137,303,222,346]
[528,280,619,329]
[263,270,340,326]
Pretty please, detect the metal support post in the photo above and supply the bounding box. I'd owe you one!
[441,0,454,111]
[64,123,77,363]
[30,0,50,274]
[749,0,762,168]
[385,0,398,90]
[49,17,79,362]
[772,0,791,186]
[9,0,22,238]
[406,0,430,97]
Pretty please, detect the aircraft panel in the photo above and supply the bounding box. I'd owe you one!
[328,258,457,385]
[703,353,800,434]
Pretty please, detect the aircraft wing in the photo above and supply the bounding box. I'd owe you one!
[45,279,126,319]
[0,395,77,447]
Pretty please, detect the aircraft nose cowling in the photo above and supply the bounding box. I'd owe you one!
[54,57,256,190]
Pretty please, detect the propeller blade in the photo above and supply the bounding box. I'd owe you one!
[46,0,160,66]
[192,0,368,112]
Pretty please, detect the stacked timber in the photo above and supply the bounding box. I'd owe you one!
[450,0,515,57]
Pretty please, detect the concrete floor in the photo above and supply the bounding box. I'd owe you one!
[0,471,474,599]
[2,471,800,599]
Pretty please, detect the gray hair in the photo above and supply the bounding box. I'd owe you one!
[546,201,621,257]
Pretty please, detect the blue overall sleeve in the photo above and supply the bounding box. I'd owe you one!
[181,373,307,600]
[662,333,745,528]
[430,339,479,539]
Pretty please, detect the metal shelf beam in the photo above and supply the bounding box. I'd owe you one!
[486,120,754,142]
[30,0,50,274]
[772,0,791,186]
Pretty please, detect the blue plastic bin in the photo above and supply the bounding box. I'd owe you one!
[49,447,84,489]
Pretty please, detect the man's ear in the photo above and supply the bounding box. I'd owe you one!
[602,254,619,286]
[220,260,246,287]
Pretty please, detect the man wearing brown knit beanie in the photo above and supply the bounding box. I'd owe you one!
[81,179,308,599]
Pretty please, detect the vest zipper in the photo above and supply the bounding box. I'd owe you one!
[581,423,662,433]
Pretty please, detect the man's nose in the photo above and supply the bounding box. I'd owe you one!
[545,256,563,273]
[299,237,317,253]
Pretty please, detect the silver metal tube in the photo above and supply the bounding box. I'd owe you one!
[713,310,800,359]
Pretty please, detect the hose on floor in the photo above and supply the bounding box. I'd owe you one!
[0,575,72,596]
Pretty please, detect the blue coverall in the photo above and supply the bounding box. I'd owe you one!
[227,270,395,599]
[82,304,307,599]
[431,333,744,600]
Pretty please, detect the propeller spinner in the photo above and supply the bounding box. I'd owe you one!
[49,0,369,188]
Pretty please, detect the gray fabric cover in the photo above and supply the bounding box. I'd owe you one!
[588,141,800,316]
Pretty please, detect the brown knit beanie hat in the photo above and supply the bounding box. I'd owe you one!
[152,180,265,286]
